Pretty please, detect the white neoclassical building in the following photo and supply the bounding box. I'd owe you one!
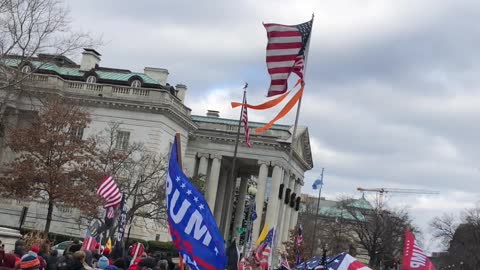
[0,49,313,248]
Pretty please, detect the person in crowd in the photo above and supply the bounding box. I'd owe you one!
[137,258,156,270]
[104,266,117,270]
[156,260,168,270]
[30,246,46,270]
[45,250,58,270]
[38,243,50,261]
[84,250,94,268]
[55,253,72,270]
[92,245,101,262]
[0,253,17,270]
[112,258,125,270]
[96,256,109,270]
[19,252,41,270]
[14,240,26,260]
[74,251,94,270]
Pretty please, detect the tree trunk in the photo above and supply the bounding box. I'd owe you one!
[44,200,54,233]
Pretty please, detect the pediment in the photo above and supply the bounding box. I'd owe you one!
[291,127,313,169]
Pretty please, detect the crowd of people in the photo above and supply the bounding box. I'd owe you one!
[0,239,178,270]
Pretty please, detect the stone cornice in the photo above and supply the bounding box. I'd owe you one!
[24,87,199,132]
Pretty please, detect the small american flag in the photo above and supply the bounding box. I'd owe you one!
[97,176,122,209]
[280,256,291,270]
[264,19,313,97]
[255,228,274,269]
[296,224,304,245]
[242,92,252,147]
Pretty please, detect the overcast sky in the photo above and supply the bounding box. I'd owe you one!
[67,0,480,251]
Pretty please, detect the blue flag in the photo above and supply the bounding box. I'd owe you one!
[166,137,226,270]
[312,179,323,190]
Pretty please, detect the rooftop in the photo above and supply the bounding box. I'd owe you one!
[191,115,292,131]
[3,54,164,88]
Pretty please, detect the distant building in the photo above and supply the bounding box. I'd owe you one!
[0,49,313,251]
[298,194,372,263]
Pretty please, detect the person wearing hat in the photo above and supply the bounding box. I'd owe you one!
[29,246,46,270]
[96,256,109,270]
[19,253,40,270]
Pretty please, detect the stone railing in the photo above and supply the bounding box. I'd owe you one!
[26,74,191,116]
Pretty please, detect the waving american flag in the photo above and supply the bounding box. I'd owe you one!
[264,19,313,97]
[97,175,122,208]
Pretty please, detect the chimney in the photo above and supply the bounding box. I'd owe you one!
[144,67,169,85]
[175,84,187,103]
[206,110,220,118]
[80,48,101,71]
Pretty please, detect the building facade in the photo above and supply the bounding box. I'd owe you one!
[0,50,313,249]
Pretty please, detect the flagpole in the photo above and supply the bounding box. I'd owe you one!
[272,13,314,264]
[311,168,324,257]
[228,83,248,239]
[288,13,314,165]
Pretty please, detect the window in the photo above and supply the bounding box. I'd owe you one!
[116,131,130,150]
[21,65,31,73]
[86,75,97,84]
[70,127,84,140]
[131,79,141,88]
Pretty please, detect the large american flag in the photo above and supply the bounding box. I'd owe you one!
[264,19,313,97]
[242,93,252,147]
[97,175,122,208]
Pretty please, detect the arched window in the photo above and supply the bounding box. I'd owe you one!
[86,75,97,84]
[21,65,31,73]
[131,79,141,88]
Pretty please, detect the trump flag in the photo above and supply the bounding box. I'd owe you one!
[166,137,226,270]
[402,229,435,270]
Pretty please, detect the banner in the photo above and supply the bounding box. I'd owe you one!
[112,197,128,258]
[166,137,226,270]
[402,229,436,270]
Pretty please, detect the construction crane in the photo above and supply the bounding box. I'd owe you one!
[357,187,439,206]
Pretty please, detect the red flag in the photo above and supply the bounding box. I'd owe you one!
[402,229,436,270]
[81,237,98,251]
[129,242,145,266]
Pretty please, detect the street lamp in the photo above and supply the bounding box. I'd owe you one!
[242,183,258,257]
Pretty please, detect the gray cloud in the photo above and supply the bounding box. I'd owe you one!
[66,0,480,251]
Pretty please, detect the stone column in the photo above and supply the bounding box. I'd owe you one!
[233,177,249,243]
[264,164,283,233]
[282,177,295,242]
[214,167,228,225]
[275,170,290,247]
[206,155,222,211]
[252,161,269,242]
[197,153,209,177]
[290,182,301,230]
[183,154,197,178]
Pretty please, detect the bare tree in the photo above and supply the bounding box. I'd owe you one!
[431,204,480,269]
[93,122,168,234]
[0,0,96,130]
[337,197,414,268]
[430,213,458,247]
